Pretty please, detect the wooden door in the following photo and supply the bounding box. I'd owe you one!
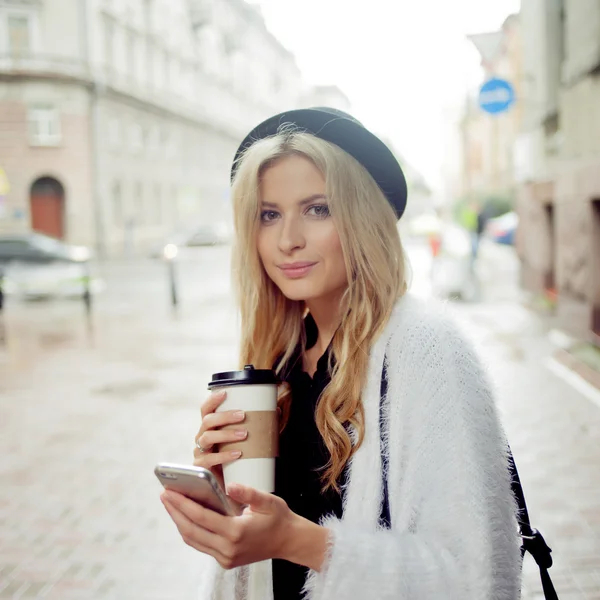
[30,178,64,239]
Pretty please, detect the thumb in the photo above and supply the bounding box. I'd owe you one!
[227,483,275,513]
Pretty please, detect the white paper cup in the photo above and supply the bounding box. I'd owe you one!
[209,366,278,493]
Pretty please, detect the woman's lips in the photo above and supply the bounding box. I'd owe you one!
[278,262,317,279]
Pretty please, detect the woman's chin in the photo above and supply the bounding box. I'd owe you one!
[280,290,316,302]
[276,282,320,302]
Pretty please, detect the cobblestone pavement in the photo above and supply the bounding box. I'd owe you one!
[0,243,599,599]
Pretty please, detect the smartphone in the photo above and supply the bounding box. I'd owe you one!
[155,462,240,516]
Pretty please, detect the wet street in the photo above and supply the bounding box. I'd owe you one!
[1,242,599,599]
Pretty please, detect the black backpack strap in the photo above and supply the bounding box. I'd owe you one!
[379,354,559,599]
[508,451,558,600]
[378,356,391,528]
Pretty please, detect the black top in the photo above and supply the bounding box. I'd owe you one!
[272,314,345,600]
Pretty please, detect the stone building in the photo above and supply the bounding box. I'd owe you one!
[303,85,351,112]
[460,14,523,211]
[0,0,307,256]
[515,0,600,341]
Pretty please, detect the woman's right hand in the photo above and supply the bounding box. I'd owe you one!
[193,390,247,489]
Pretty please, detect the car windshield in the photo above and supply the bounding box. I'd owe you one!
[29,234,66,254]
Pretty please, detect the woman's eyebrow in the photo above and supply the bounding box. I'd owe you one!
[260,194,327,209]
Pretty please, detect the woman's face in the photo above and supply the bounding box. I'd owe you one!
[256,155,348,304]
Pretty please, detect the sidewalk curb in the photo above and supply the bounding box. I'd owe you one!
[547,328,600,393]
[553,347,600,391]
[544,355,600,410]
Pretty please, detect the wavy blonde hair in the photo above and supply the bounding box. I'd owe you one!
[231,129,407,491]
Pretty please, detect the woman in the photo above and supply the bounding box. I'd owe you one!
[160,108,522,599]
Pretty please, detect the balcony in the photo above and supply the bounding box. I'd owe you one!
[0,53,91,83]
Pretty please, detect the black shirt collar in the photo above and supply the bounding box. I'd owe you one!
[304,312,319,350]
[281,312,333,383]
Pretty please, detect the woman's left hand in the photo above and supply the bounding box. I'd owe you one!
[160,484,298,570]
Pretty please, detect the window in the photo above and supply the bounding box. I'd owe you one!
[145,37,155,88]
[165,128,177,159]
[170,57,178,89]
[131,122,143,153]
[154,184,162,224]
[163,49,170,87]
[0,239,32,259]
[126,29,136,80]
[135,182,144,225]
[112,182,122,226]
[28,106,61,146]
[147,124,158,155]
[103,15,115,71]
[8,14,31,58]
[143,0,154,30]
[155,48,164,87]
[30,233,65,255]
[171,185,179,225]
[108,117,121,149]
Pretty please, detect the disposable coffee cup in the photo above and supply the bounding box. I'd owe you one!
[208,365,278,493]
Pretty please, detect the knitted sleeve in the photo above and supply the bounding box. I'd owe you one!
[303,313,522,600]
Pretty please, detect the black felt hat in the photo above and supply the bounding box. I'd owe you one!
[231,107,408,220]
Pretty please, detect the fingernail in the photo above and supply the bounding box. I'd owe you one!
[234,429,247,439]
[231,450,242,458]
[214,390,226,398]
[233,411,245,420]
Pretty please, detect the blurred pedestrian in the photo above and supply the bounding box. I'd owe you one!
[467,200,488,262]
[160,108,522,599]
[427,232,442,267]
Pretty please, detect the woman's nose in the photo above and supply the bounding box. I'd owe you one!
[278,216,305,253]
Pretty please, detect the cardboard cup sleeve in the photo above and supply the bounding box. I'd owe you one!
[218,410,279,458]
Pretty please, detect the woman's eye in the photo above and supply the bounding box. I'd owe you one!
[260,210,279,222]
[306,204,330,218]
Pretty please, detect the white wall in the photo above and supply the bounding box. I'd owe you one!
[562,0,600,85]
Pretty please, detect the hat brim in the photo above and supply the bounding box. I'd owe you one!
[231,108,407,220]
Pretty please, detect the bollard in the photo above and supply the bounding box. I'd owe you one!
[168,257,179,310]
[82,260,94,337]
[163,244,179,311]
[0,266,5,345]
[0,266,4,314]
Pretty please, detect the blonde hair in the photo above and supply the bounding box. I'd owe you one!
[231,129,407,491]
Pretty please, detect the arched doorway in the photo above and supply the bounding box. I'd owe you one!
[30,176,65,239]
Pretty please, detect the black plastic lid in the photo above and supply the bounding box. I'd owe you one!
[207,365,278,388]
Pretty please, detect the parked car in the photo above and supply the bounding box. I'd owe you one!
[485,211,518,245]
[0,232,92,266]
[0,233,102,300]
[150,223,232,259]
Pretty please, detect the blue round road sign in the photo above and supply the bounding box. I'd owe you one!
[478,78,515,115]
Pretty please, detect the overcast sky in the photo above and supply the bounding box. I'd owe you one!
[252,0,520,196]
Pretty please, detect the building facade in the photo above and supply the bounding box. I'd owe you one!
[460,15,523,212]
[303,85,351,113]
[0,0,307,256]
[516,0,600,341]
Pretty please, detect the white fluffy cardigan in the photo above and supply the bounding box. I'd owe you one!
[196,294,522,600]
